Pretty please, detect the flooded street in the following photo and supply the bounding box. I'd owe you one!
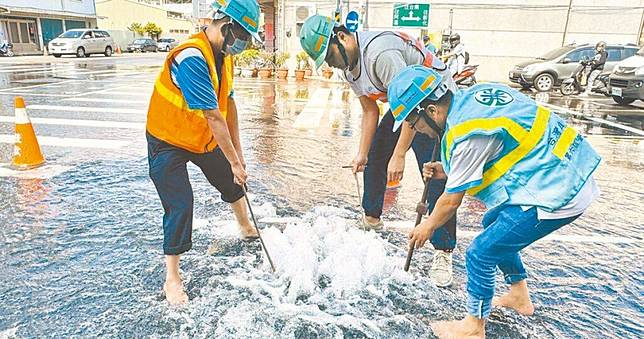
[0,54,642,338]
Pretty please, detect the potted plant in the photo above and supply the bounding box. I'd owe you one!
[232,54,243,76]
[274,51,290,80]
[238,49,259,77]
[321,64,334,79]
[257,50,274,79]
[301,51,313,76]
[295,51,308,81]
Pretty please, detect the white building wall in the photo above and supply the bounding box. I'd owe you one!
[1,0,96,15]
[277,0,644,82]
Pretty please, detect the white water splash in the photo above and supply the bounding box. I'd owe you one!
[260,208,411,303]
[169,204,446,337]
[0,326,19,339]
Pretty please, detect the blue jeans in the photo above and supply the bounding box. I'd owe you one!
[465,205,581,318]
[363,111,457,250]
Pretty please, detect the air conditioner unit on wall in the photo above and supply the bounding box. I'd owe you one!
[295,5,316,37]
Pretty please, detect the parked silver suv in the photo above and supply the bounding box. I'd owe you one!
[49,29,115,58]
[608,46,644,105]
[509,43,638,92]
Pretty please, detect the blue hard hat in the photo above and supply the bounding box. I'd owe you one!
[212,0,262,42]
[388,65,448,132]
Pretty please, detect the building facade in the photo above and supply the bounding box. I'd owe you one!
[0,0,98,55]
[96,0,196,49]
[192,0,276,52]
[276,0,644,82]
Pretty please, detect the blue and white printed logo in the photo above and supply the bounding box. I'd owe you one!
[474,88,514,107]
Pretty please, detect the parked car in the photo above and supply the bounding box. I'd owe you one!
[48,29,115,58]
[509,43,638,92]
[127,38,158,53]
[157,38,179,52]
[608,46,644,105]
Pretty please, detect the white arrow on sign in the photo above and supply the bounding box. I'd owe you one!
[346,19,359,25]
[400,11,420,21]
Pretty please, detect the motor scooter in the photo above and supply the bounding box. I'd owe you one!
[560,58,609,96]
[453,64,478,87]
[0,42,14,57]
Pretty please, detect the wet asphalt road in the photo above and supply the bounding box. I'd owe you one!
[0,53,641,170]
[0,54,642,338]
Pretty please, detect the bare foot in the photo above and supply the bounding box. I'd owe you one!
[431,317,485,339]
[163,281,188,305]
[492,293,534,316]
[239,223,259,240]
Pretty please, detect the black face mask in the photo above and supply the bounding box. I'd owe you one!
[420,110,444,136]
[407,106,444,137]
[329,34,351,71]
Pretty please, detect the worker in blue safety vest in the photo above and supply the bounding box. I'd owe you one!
[387,65,601,338]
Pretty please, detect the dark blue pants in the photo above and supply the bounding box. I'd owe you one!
[147,133,244,255]
[363,111,457,250]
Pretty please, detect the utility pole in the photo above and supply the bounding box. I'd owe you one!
[364,0,369,30]
[448,9,453,35]
[561,0,573,46]
[638,7,644,45]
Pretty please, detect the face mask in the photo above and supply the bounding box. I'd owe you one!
[224,24,249,55]
[226,38,248,55]
[333,38,352,71]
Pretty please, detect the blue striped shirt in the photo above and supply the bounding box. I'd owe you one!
[170,47,231,110]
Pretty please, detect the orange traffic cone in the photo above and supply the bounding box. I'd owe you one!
[116,45,122,54]
[11,97,45,170]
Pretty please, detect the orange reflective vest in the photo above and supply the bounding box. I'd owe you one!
[146,31,233,153]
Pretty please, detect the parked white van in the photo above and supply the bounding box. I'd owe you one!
[48,29,115,58]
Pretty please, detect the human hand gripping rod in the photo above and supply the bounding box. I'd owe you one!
[242,184,276,272]
[404,139,441,272]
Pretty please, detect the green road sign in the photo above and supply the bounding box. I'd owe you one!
[392,3,430,27]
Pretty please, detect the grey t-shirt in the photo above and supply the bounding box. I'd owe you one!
[345,32,455,98]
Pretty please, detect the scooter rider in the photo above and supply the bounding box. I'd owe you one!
[443,33,466,77]
[299,15,459,287]
[580,41,607,96]
[0,25,12,57]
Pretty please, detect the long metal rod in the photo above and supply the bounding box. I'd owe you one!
[353,172,367,231]
[404,138,441,272]
[242,185,276,272]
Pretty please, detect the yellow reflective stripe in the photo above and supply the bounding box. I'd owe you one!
[420,75,436,91]
[467,107,551,196]
[216,0,226,6]
[242,16,257,28]
[552,126,577,159]
[392,104,405,118]
[446,117,528,161]
[154,81,205,118]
